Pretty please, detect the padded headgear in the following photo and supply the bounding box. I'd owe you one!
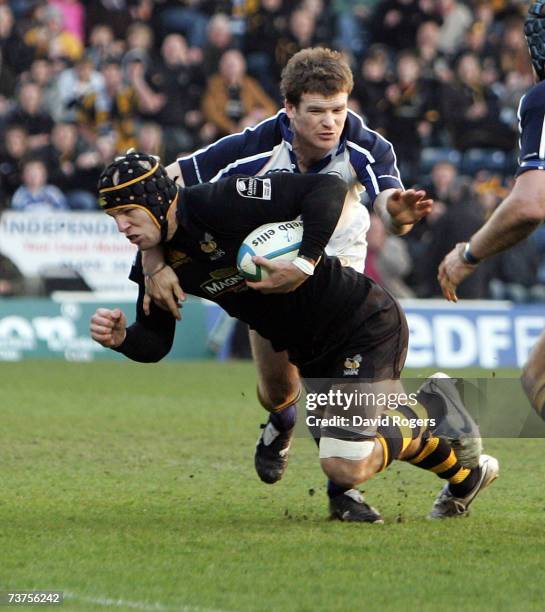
[525,2,545,82]
[98,150,178,241]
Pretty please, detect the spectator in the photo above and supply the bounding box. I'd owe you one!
[415,20,446,80]
[299,0,334,46]
[0,125,29,209]
[0,4,34,74]
[86,0,147,40]
[53,54,105,123]
[64,131,117,204]
[86,24,121,69]
[333,0,379,61]
[21,59,61,119]
[436,0,473,56]
[372,0,436,51]
[0,49,17,118]
[49,0,86,44]
[275,9,321,71]
[245,0,288,97]
[37,122,97,210]
[498,17,534,82]
[424,160,459,203]
[404,160,459,293]
[129,33,205,157]
[460,20,497,62]
[6,81,54,149]
[136,122,165,157]
[202,13,233,78]
[122,22,155,73]
[440,52,516,151]
[201,49,277,138]
[383,50,441,182]
[365,213,415,298]
[419,179,489,298]
[352,45,390,132]
[488,241,543,303]
[11,158,69,212]
[155,0,210,52]
[24,4,84,63]
[78,57,138,150]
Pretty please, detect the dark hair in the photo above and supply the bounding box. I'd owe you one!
[280,47,353,106]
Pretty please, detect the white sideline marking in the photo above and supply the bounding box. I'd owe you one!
[64,590,227,612]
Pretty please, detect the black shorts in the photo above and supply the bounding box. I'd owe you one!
[299,283,409,382]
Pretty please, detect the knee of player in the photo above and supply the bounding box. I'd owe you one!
[257,382,301,412]
[319,438,379,485]
[320,456,375,486]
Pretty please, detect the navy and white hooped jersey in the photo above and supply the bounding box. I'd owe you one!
[516,80,545,176]
[175,109,403,271]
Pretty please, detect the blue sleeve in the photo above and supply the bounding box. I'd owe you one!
[47,186,69,210]
[516,82,545,177]
[345,111,404,203]
[10,188,26,210]
[177,113,281,185]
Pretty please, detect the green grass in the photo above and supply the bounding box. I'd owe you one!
[1,361,544,611]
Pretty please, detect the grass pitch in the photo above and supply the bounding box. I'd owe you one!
[1,361,545,611]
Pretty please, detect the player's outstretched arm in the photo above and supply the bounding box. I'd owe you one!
[374,188,433,235]
[90,308,127,348]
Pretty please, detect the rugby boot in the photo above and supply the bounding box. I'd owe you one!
[255,419,293,484]
[429,454,499,519]
[418,372,483,468]
[329,489,384,523]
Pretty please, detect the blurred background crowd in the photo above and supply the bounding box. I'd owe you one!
[0,0,543,303]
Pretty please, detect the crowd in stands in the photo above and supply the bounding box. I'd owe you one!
[0,0,543,301]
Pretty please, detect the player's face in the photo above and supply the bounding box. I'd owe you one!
[285,91,349,157]
[107,207,161,250]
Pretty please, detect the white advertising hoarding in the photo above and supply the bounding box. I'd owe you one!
[0,211,137,293]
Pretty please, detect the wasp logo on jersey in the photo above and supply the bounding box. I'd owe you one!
[343,354,362,376]
[200,232,226,260]
[236,177,272,200]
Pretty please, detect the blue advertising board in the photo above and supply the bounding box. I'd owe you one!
[0,297,542,367]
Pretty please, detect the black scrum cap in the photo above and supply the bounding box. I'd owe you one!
[98,150,178,241]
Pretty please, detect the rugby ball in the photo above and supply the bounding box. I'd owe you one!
[236,220,303,281]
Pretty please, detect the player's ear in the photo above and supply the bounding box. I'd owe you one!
[285,99,296,120]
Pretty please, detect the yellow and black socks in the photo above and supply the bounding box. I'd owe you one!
[376,404,428,470]
[406,433,480,496]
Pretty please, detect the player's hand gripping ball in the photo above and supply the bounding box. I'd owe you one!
[237,220,304,281]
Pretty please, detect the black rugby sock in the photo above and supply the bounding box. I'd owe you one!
[327,480,351,499]
[269,403,296,431]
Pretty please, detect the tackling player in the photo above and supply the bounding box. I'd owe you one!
[438,1,545,425]
[140,47,484,520]
[91,152,498,521]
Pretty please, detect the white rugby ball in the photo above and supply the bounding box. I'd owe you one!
[236,220,304,281]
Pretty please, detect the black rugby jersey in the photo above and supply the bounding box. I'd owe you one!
[115,172,395,369]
